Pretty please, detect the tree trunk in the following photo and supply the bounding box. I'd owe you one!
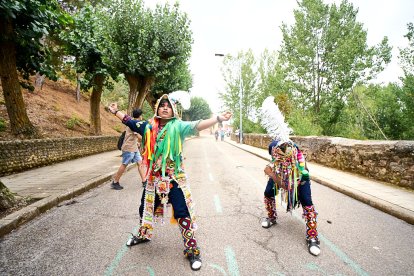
[0,180,16,212]
[0,17,38,138]
[124,73,140,115]
[134,76,155,109]
[145,92,158,113]
[76,72,81,102]
[89,74,105,135]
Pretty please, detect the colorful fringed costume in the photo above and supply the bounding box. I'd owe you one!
[264,141,319,242]
[122,94,201,258]
[259,96,320,255]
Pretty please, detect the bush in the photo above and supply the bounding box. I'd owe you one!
[113,125,123,133]
[65,116,82,129]
[0,119,6,132]
[288,109,322,136]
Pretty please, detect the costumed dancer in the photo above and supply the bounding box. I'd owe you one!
[259,96,320,256]
[108,91,232,271]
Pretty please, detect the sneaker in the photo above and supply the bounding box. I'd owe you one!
[261,217,277,228]
[126,234,150,246]
[111,182,123,190]
[307,239,321,256]
[187,253,202,271]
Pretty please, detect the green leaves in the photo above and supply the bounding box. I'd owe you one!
[1,0,72,86]
[399,22,414,76]
[182,97,212,121]
[279,0,391,135]
[99,0,192,80]
[60,4,113,90]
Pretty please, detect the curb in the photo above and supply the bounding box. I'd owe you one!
[0,166,134,238]
[312,175,414,225]
[224,140,414,225]
[0,137,198,238]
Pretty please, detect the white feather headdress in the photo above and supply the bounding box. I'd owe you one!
[259,96,292,144]
[169,90,191,110]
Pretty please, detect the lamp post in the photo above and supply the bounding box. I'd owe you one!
[215,53,243,144]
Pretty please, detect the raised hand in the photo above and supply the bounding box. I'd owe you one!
[108,103,118,114]
[219,111,232,122]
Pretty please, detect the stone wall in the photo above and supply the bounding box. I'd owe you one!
[0,136,118,176]
[233,134,414,189]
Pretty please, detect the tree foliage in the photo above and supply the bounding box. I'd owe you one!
[98,0,193,113]
[399,22,414,76]
[256,49,290,107]
[182,97,212,121]
[279,0,391,135]
[398,23,414,139]
[60,4,114,134]
[0,0,71,137]
[218,50,260,133]
[1,0,72,87]
[60,5,109,84]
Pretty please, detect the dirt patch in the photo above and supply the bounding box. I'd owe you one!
[0,77,124,140]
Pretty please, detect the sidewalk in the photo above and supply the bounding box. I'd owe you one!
[1,140,414,238]
[0,150,132,237]
[225,139,414,225]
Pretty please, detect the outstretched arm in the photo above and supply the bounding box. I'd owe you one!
[196,111,232,131]
[108,103,125,121]
[108,103,146,135]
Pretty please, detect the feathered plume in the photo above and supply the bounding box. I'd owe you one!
[259,96,292,144]
[169,90,191,110]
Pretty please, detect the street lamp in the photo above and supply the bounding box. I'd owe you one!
[215,53,243,144]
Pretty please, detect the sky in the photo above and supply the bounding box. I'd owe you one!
[146,0,414,113]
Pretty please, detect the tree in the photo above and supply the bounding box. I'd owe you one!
[0,180,16,212]
[60,4,115,135]
[399,22,414,76]
[0,0,71,138]
[279,0,391,135]
[398,23,414,139]
[219,50,258,132]
[182,97,212,121]
[58,0,103,12]
[256,49,290,107]
[149,61,193,110]
[400,75,414,139]
[98,0,193,114]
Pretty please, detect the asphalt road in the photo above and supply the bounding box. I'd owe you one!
[1,136,413,276]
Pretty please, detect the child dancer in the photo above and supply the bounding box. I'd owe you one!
[260,96,320,256]
[108,93,232,270]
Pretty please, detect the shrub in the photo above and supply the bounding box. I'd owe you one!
[65,116,82,129]
[0,119,6,132]
[113,125,122,133]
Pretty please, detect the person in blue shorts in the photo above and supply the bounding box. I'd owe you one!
[111,108,146,190]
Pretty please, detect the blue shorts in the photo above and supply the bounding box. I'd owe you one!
[121,151,142,165]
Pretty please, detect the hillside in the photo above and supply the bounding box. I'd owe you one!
[0,78,124,141]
